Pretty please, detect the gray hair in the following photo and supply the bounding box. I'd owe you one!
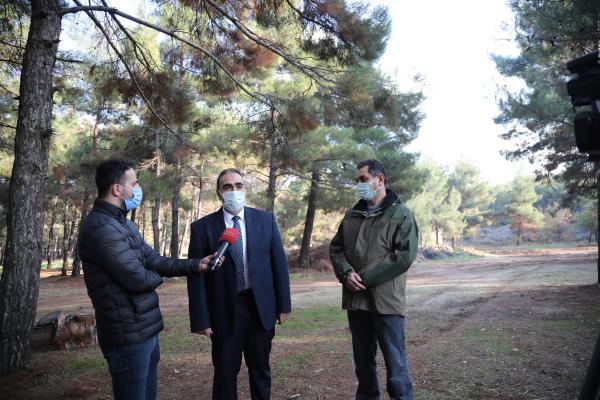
[356,159,386,183]
[216,168,243,191]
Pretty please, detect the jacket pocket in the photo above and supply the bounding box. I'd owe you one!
[131,291,159,316]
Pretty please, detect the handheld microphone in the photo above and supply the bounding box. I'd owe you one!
[208,227,239,271]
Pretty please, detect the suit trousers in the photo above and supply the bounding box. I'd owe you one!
[211,291,275,400]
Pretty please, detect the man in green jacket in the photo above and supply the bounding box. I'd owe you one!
[329,159,419,400]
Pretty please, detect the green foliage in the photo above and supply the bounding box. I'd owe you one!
[534,178,566,211]
[298,1,392,63]
[575,197,597,242]
[494,0,600,196]
[543,207,572,242]
[408,159,466,247]
[408,159,449,245]
[506,174,544,244]
[448,161,493,233]
[438,188,467,247]
[490,183,510,225]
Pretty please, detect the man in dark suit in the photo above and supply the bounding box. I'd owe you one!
[187,168,291,400]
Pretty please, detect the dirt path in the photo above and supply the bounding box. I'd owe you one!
[28,246,600,400]
[38,247,597,315]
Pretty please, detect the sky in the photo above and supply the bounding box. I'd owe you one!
[372,0,534,185]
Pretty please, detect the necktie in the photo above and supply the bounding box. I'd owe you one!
[231,216,246,292]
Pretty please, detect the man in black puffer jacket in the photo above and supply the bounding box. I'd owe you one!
[79,158,220,400]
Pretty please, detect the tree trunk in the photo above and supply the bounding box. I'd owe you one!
[90,104,101,155]
[152,200,161,252]
[161,209,169,256]
[194,186,203,222]
[516,218,522,246]
[266,126,277,212]
[0,0,62,375]
[434,221,440,246]
[170,158,182,259]
[138,205,146,241]
[71,187,90,277]
[45,198,57,269]
[69,105,98,276]
[66,208,78,260]
[192,161,204,223]
[152,130,161,252]
[52,234,60,262]
[179,211,190,256]
[141,204,146,241]
[299,168,320,270]
[61,203,69,276]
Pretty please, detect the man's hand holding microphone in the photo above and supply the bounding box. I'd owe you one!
[198,227,239,273]
[197,227,240,336]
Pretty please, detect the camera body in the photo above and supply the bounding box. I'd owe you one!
[567,51,600,161]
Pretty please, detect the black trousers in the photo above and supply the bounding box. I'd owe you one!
[211,291,275,400]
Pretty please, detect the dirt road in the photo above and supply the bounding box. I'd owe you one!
[37,246,597,316]
[28,246,600,400]
[280,246,599,399]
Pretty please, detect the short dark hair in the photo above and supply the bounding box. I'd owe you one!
[216,168,243,191]
[357,159,386,183]
[95,158,137,197]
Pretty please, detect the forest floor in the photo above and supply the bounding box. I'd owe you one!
[0,245,598,399]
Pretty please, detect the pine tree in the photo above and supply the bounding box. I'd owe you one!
[448,161,493,236]
[506,175,544,245]
[494,0,600,195]
[439,188,467,249]
[0,0,391,374]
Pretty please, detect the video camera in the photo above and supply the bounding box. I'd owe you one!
[567,51,600,161]
[568,52,600,400]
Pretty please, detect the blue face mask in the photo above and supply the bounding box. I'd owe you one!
[119,185,143,211]
[356,177,380,201]
[221,191,245,214]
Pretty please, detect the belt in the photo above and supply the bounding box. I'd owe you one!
[237,289,253,298]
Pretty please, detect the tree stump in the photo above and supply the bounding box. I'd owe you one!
[53,313,97,350]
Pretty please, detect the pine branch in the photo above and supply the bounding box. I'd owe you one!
[71,0,194,148]
[284,0,350,47]
[503,92,574,128]
[0,121,16,130]
[56,56,85,63]
[0,83,17,97]
[61,3,273,107]
[0,38,25,50]
[203,0,337,85]
[100,0,157,74]
[0,57,20,66]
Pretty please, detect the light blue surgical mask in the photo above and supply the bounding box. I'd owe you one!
[356,177,380,201]
[119,185,143,211]
[221,191,245,214]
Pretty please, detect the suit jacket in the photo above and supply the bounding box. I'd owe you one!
[187,206,291,338]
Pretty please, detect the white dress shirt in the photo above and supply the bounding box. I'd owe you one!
[223,208,250,289]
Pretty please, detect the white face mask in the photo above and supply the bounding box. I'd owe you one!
[356,177,380,201]
[221,191,245,214]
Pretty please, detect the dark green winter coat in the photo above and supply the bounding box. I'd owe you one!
[329,190,418,315]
